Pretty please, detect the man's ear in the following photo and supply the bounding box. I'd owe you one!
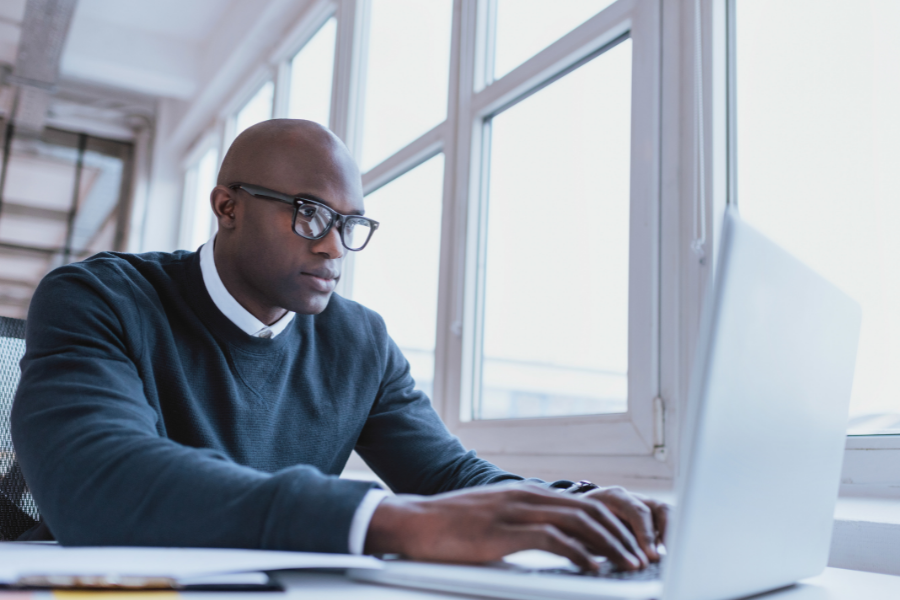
[210,185,238,231]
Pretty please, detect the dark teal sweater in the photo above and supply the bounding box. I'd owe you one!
[11,250,537,552]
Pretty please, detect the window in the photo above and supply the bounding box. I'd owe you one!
[360,0,452,170]
[180,146,219,251]
[349,155,445,398]
[287,17,337,126]
[234,81,274,138]
[0,127,133,319]
[732,0,900,436]
[436,0,661,470]
[492,0,616,80]
[160,0,900,490]
[474,39,632,421]
[177,0,667,483]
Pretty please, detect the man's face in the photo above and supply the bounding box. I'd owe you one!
[227,139,365,315]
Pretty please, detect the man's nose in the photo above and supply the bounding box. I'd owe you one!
[310,224,344,259]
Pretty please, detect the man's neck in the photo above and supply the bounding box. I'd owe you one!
[213,239,288,326]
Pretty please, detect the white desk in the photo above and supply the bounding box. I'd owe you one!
[0,567,895,599]
[267,567,899,600]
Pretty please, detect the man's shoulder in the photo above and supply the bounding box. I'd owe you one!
[35,249,195,307]
[320,294,389,340]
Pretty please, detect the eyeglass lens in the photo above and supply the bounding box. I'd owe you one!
[341,218,373,251]
[294,203,372,250]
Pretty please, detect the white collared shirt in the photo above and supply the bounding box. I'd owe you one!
[198,235,387,554]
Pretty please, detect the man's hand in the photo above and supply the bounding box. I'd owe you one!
[364,484,667,572]
[582,486,671,563]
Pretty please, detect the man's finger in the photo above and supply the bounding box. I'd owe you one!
[509,524,599,573]
[631,493,670,546]
[576,499,648,567]
[505,504,642,570]
[648,499,670,545]
[587,488,660,562]
[508,487,648,567]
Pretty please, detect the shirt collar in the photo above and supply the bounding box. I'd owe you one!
[199,234,295,339]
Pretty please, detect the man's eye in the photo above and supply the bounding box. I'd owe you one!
[298,206,318,220]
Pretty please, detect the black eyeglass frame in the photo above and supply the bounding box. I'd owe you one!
[229,182,379,251]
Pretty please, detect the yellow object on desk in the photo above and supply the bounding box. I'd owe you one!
[53,593,178,600]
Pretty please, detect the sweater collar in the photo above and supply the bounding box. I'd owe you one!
[199,234,295,339]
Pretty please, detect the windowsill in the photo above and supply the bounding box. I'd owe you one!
[835,493,900,524]
[830,491,900,576]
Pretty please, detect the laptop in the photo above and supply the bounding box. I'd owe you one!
[349,208,862,600]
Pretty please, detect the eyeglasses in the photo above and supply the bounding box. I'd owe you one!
[229,182,379,251]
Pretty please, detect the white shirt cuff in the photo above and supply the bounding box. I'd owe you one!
[348,489,389,555]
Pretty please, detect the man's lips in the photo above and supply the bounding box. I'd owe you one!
[301,270,339,293]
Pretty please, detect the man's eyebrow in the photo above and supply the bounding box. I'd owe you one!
[298,193,365,216]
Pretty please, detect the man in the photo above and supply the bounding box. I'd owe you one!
[12,120,667,573]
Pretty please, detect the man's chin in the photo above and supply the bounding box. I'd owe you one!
[290,291,334,316]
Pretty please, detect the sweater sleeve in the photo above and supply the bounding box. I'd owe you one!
[11,265,376,552]
[354,314,574,495]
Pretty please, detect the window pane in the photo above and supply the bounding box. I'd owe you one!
[361,0,452,171]
[71,137,130,260]
[350,155,444,398]
[235,81,274,137]
[735,0,900,434]
[184,147,218,251]
[477,40,632,420]
[0,128,80,319]
[493,0,615,80]
[288,17,336,127]
[0,129,132,319]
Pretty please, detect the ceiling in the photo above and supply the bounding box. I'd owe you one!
[72,0,227,42]
[62,0,233,99]
[0,0,235,101]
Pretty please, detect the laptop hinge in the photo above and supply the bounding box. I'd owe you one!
[653,396,667,461]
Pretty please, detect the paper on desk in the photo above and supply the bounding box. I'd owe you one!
[0,545,382,584]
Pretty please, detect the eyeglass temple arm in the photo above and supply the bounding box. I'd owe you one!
[230,184,296,207]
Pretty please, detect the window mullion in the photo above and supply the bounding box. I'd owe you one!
[330,0,369,299]
[439,0,481,428]
[331,0,369,161]
[272,61,291,120]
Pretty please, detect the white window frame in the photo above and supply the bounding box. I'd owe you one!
[722,0,900,493]
[434,0,665,480]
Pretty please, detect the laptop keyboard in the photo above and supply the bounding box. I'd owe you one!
[538,559,663,581]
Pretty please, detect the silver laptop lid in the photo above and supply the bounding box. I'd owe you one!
[663,208,862,600]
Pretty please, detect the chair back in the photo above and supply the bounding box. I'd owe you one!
[0,316,39,540]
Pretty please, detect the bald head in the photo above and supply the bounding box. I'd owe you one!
[218,119,361,196]
[209,119,366,320]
